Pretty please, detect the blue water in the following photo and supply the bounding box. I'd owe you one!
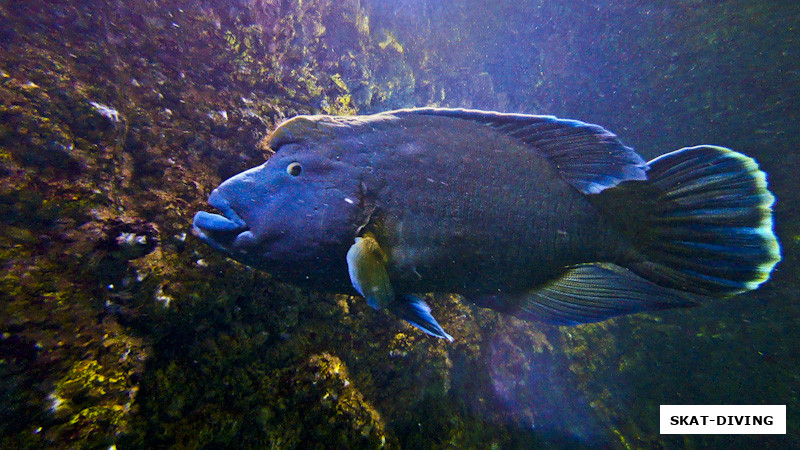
[0,0,797,448]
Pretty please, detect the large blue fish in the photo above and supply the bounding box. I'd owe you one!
[193,108,781,340]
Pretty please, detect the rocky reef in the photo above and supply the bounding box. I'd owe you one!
[1,0,798,448]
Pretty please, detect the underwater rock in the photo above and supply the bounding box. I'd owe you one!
[274,353,390,447]
[2,0,797,448]
[100,219,159,262]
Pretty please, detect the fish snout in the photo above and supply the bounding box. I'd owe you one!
[192,211,250,252]
[192,189,253,252]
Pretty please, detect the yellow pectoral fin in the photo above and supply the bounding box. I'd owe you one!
[346,234,394,309]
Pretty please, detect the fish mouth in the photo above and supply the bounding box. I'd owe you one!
[192,191,252,253]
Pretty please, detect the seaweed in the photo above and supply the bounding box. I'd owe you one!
[1,0,797,448]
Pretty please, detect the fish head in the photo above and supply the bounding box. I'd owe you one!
[192,116,366,287]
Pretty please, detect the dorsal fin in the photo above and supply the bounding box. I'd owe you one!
[388,108,648,194]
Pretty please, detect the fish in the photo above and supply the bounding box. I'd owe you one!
[193,108,781,341]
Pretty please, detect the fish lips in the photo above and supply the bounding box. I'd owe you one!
[192,192,256,253]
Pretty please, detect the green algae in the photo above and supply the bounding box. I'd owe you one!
[50,351,141,445]
[1,0,798,448]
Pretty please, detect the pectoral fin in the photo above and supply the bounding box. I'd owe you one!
[390,295,453,342]
[346,234,394,309]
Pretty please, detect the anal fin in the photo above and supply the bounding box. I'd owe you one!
[513,263,699,325]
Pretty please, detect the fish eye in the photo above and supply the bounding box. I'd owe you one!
[286,162,302,176]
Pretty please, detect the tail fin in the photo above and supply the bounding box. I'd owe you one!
[627,145,781,296]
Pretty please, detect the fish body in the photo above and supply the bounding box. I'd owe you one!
[193,108,781,340]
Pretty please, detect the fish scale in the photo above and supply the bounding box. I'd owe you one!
[193,108,780,339]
